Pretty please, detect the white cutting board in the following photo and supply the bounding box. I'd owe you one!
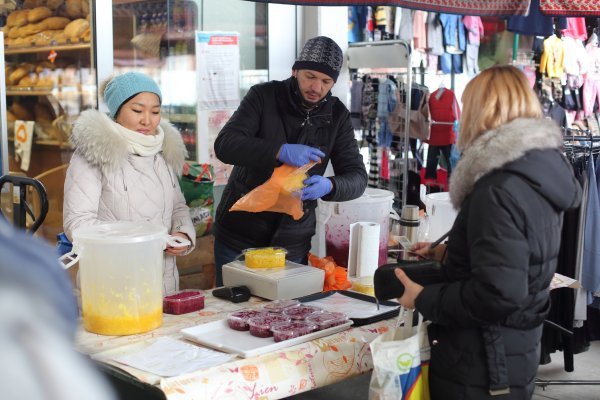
[182,319,353,358]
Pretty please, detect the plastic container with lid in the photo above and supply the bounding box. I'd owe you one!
[306,311,349,330]
[247,314,290,337]
[227,309,266,331]
[163,290,205,315]
[316,188,394,267]
[349,276,375,297]
[61,221,183,336]
[271,320,318,342]
[243,247,287,268]
[262,299,300,314]
[282,304,322,321]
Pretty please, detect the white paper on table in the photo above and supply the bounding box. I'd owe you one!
[303,292,398,319]
[550,273,578,290]
[111,337,234,377]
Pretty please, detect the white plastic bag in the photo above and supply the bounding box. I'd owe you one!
[369,307,431,400]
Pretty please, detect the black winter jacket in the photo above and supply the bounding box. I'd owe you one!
[213,77,367,258]
[416,118,581,399]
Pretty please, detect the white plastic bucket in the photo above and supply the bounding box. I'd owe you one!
[59,221,188,335]
[420,191,457,242]
[315,188,395,267]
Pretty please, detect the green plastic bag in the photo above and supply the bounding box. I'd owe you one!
[179,164,214,237]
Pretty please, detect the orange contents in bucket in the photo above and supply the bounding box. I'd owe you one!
[82,306,162,336]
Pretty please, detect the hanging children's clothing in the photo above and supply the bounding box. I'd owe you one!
[439,14,465,74]
[462,16,483,76]
[394,7,413,42]
[377,78,397,148]
[540,34,565,79]
[426,87,460,179]
[426,12,445,56]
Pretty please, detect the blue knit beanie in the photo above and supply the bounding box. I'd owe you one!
[104,72,162,118]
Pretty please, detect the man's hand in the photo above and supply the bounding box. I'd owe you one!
[301,175,333,200]
[278,144,325,167]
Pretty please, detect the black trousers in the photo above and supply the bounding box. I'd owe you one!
[425,144,452,179]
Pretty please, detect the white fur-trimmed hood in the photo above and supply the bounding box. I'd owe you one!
[70,109,187,175]
[449,118,564,209]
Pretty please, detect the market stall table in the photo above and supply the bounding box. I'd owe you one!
[75,291,397,400]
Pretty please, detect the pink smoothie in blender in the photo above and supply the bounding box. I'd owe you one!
[321,188,393,268]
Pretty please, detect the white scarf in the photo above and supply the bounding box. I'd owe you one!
[114,122,164,156]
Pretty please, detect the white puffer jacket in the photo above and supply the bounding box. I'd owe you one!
[63,110,196,294]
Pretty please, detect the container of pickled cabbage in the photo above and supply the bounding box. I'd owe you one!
[243,247,287,269]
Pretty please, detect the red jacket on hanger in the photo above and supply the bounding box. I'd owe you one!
[428,87,460,146]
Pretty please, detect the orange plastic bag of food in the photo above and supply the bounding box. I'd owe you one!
[229,162,316,220]
[308,253,352,292]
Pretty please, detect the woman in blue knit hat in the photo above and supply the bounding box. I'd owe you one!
[63,72,195,294]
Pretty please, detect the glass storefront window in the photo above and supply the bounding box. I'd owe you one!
[111,0,268,162]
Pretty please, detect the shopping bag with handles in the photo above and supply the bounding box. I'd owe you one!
[369,307,431,400]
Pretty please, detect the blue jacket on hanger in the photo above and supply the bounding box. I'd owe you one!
[439,14,466,53]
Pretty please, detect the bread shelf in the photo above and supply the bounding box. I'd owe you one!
[7,89,55,96]
[6,85,84,96]
[4,43,91,55]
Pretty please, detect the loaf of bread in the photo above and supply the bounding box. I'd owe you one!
[23,22,47,38]
[7,110,17,123]
[81,27,90,42]
[8,27,21,39]
[18,73,39,87]
[8,64,35,85]
[11,102,35,121]
[64,18,89,39]
[34,102,54,124]
[23,0,45,9]
[81,0,89,17]
[27,6,53,23]
[47,0,66,10]
[66,0,83,19]
[35,60,56,74]
[7,10,30,28]
[42,16,71,30]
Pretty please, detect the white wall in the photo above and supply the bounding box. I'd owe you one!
[297,6,349,107]
[268,4,298,81]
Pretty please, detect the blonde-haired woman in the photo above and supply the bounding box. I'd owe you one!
[396,65,581,399]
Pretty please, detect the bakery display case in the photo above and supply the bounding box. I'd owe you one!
[112,0,268,179]
[1,0,95,241]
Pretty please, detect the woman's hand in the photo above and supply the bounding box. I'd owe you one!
[165,232,191,256]
[395,268,424,309]
[410,242,447,262]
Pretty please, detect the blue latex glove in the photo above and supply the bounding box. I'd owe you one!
[301,175,333,200]
[278,144,325,167]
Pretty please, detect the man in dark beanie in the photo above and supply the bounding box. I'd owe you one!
[213,36,367,286]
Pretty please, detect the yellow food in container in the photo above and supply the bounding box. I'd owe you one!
[82,305,162,336]
[350,276,375,297]
[244,247,287,268]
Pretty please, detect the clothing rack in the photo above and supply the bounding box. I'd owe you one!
[347,40,412,207]
[534,129,600,388]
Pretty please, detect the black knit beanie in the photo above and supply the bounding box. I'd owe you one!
[292,36,343,82]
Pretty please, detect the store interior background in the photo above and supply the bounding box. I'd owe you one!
[0,1,593,288]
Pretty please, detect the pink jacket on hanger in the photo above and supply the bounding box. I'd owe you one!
[463,16,484,46]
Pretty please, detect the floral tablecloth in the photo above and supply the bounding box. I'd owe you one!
[76,292,395,400]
